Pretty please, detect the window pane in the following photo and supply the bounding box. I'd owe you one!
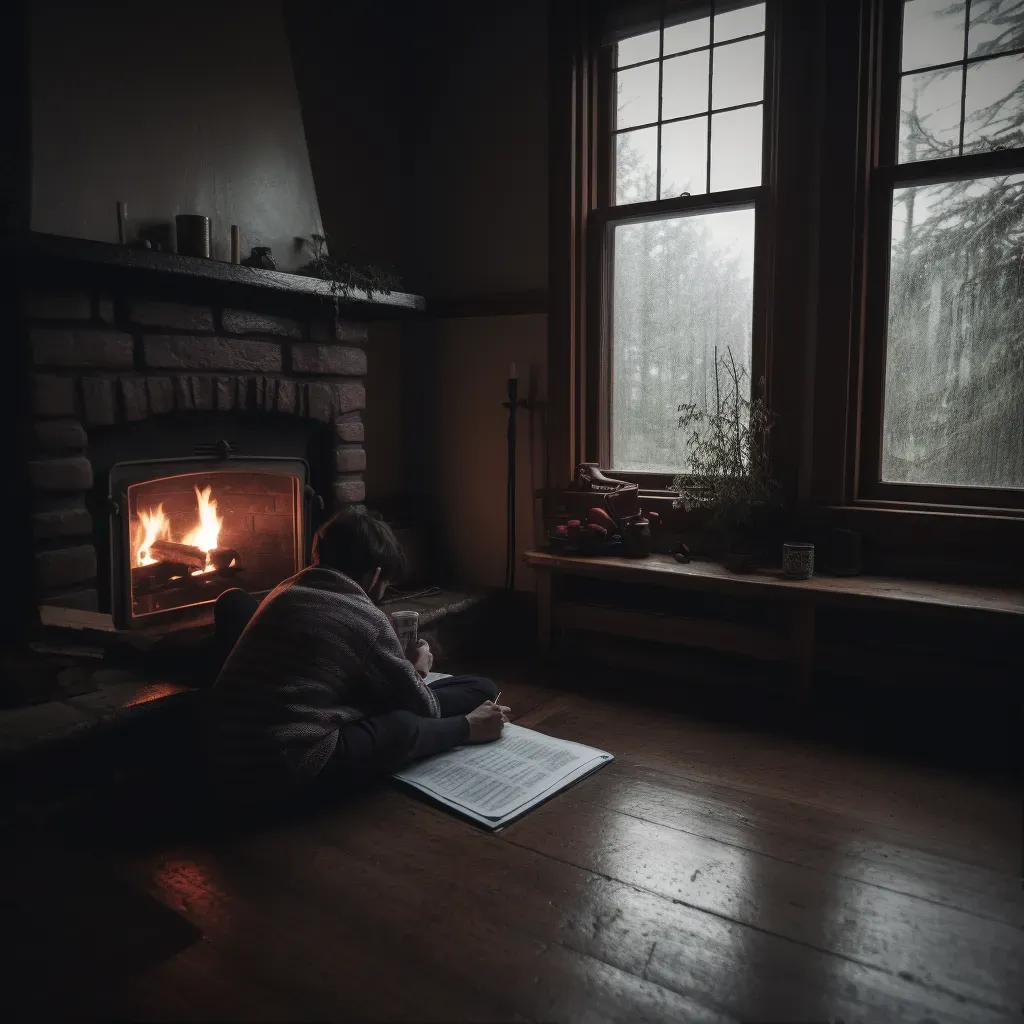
[712,37,764,109]
[610,208,755,473]
[615,127,658,205]
[882,174,1024,488]
[664,13,710,55]
[962,54,1024,154]
[617,30,659,67]
[711,106,763,191]
[969,0,1024,59]
[714,2,766,43]
[898,67,964,162]
[661,117,708,197]
[902,0,965,72]
[662,50,710,120]
[617,62,660,130]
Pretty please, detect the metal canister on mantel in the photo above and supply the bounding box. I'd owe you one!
[175,214,211,258]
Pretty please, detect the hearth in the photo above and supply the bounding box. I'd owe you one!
[109,456,307,629]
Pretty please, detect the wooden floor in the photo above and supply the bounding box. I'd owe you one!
[14,661,1024,1022]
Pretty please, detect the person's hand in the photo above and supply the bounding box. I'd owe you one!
[465,701,511,744]
[410,640,433,675]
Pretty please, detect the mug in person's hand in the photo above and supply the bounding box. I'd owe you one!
[390,610,419,653]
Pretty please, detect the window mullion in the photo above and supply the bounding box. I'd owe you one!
[958,0,971,156]
[706,0,716,193]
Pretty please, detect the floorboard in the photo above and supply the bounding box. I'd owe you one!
[20,659,1022,1022]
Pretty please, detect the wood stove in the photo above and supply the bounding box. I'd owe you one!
[108,453,309,629]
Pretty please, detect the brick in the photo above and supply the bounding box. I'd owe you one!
[29,456,93,492]
[33,375,76,417]
[332,381,366,414]
[291,343,367,376]
[262,377,278,410]
[143,335,282,372]
[22,289,91,321]
[236,377,255,410]
[175,375,214,411]
[47,587,99,611]
[334,447,367,473]
[82,377,116,425]
[129,300,214,331]
[223,309,302,339]
[306,382,332,422]
[120,376,148,421]
[275,378,296,414]
[0,701,91,755]
[32,328,134,369]
[32,419,87,453]
[332,477,366,506]
[147,377,174,415]
[32,506,93,541]
[97,296,115,324]
[215,376,236,410]
[309,319,369,345]
[194,375,214,410]
[334,413,364,443]
[34,544,97,590]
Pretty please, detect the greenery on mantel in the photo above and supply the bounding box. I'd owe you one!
[295,233,402,302]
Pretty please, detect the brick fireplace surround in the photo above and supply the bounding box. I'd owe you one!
[20,236,417,620]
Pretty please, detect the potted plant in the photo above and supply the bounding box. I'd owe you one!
[669,347,778,571]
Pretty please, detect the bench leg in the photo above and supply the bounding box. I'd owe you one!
[536,569,553,654]
[790,600,815,703]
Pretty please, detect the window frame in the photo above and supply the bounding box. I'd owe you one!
[855,0,1024,512]
[585,0,780,489]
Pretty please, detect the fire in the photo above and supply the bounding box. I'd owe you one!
[134,504,170,567]
[133,485,223,575]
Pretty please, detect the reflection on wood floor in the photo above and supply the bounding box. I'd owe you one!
[10,661,1023,1022]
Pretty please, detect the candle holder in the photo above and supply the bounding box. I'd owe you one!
[503,369,531,591]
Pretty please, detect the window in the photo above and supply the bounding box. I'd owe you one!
[865,0,1024,498]
[599,1,770,475]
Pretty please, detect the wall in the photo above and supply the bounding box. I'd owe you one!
[407,0,550,592]
[433,315,548,590]
[30,0,323,270]
[361,321,405,504]
[285,1,412,507]
[404,0,550,299]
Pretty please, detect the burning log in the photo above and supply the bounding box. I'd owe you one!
[209,547,241,571]
[132,560,193,596]
[148,539,206,569]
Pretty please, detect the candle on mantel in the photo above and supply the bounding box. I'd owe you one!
[509,362,517,381]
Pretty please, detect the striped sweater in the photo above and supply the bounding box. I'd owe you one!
[203,566,439,801]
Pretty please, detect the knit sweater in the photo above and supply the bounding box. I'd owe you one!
[204,566,441,801]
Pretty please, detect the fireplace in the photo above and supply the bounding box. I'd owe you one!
[19,236,416,636]
[109,456,308,629]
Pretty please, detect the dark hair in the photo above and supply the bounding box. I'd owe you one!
[310,506,406,583]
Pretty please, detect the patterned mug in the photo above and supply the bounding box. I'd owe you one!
[782,542,814,579]
[390,610,419,653]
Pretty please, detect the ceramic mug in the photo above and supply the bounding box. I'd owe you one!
[390,610,419,653]
[782,542,814,579]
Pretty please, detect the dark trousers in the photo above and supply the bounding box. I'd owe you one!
[314,674,496,792]
[213,588,496,794]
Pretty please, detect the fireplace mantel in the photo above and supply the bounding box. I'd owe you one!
[24,233,426,318]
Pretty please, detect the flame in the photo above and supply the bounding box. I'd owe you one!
[133,503,170,566]
[133,484,223,575]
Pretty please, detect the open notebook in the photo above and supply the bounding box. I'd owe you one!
[393,720,613,829]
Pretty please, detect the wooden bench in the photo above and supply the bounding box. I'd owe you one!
[524,550,1024,696]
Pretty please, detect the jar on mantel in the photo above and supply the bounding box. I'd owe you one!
[242,246,276,270]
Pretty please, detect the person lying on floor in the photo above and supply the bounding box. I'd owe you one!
[203,506,510,805]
